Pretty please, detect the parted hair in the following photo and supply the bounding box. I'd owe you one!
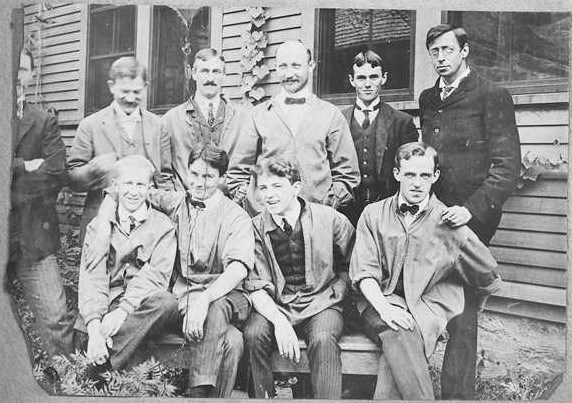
[108,56,147,82]
[395,142,440,172]
[350,50,386,75]
[250,157,302,185]
[193,48,225,69]
[426,24,469,50]
[112,155,156,182]
[188,142,229,176]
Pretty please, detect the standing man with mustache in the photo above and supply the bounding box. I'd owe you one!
[419,24,520,399]
[69,57,173,243]
[162,48,247,191]
[227,40,360,215]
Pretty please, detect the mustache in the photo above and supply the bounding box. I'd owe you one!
[282,77,299,83]
[203,81,217,86]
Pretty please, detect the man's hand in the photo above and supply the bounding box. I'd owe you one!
[441,205,472,228]
[86,320,111,365]
[232,185,248,204]
[24,158,44,172]
[376,303,416,331]
[182,291,211,342]
[272,314,300,363]
[100,308,128,339]
[89,152,118,175]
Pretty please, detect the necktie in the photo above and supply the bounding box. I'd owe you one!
[128,215,137,233]
[362,110,371,129]
[441,85,455,100]
[207,102,215,126]
[284,97,306,105]
[399,203,419,215]
[282,218,293,236]
[189,199,206,210]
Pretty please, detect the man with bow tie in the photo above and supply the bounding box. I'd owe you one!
[349,142,501,400]
[9,48,74,356]
[341,50,419,225]
[68,57,173,244]
[95,142,254,398]
[162,48,247,191]
[419,24,521,399]
[227,40,360,215]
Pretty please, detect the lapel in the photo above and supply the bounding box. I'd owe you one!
[260,211,286,297]
[268,96,295,137]
[16,108,35,145]
[299,202,316,287]
[140,109,155,162]
[99,106,123,154]
[341,105,354,127]
[374,101,393,174]
[220,97,235,141]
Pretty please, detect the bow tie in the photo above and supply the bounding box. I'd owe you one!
[399,203,419,215]
[284,97,306,105]
[189,199,206,210]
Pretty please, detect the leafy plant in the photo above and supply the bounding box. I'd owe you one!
[517,140,567,188]
[240,7,270,103]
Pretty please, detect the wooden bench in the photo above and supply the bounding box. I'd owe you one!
[134,332,382,376]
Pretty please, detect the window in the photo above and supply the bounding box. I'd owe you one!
[447,11,570,93]
[149,6,210,112]
[316,9,415,103]
[86,5,136,115]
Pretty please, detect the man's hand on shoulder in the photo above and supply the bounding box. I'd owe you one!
[272,313,300,363]
[89,152,118,175]
[376,302,416,331]
[24,158,44,172]
[441,205,472,228]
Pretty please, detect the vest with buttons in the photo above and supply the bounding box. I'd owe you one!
[351,112,381,191]
[269,219,306,295]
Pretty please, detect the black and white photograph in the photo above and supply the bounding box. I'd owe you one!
[0,0,570,400]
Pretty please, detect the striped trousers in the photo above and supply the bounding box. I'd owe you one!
[244,308,343,399]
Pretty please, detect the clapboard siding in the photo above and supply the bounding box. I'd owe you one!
[23,3,83,124]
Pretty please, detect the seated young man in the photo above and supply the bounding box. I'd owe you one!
[243,157,355,399]
[349,142,502,399]
[77,155,179,370]
[96,142,254,398]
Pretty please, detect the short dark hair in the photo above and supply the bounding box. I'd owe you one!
[108,56,147,82]
[192,48,225,69]
[426,24,469,50]
[250,157,302,186]
[188,142,229,176]
[350,50,386,76]
[395,142,439,172]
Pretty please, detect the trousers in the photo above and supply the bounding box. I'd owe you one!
[244,308,344,399]
[361,304,434,400]
[10,254,74,356]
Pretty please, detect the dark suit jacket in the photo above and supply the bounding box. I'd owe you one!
[342,101,419,201]
[10,104,66,263]
[419,71,521,238]
[68,105,172,242]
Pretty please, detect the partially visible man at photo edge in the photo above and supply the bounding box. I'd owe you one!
[419,24,521,399]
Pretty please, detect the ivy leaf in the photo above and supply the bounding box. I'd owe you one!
[249,86,266,101]
[253,64,269,80]
[241,74,258,91]
[252,15,267,28]
[247,7,264,19]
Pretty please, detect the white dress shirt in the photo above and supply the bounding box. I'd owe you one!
[194,92,221,121]
[275,87,311,135]
[397,193,430,229]
[117,202,149,234]
[112,101,142,141]
[439,67,471,100]
[353,97,381,127]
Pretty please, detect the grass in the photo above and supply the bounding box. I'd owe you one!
[8,229,562,399]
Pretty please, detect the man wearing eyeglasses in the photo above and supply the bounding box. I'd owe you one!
[341,50,419,225]
[419,24,521,400]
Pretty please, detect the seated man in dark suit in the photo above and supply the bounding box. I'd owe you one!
[350,142,502,399]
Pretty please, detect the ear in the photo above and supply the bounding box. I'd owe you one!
[348,74,356,89]
[460,43,469,60]
[308,60,316,72]
[380,71,388,86]
[393,167,400,182]
[292,181,302,197]
[431,169,441,184]
[107,80,115,93]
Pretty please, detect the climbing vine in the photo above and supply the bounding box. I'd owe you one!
[240,7,270,104]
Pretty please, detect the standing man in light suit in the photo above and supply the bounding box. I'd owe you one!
[227,40,360,215]
[68,57,173,244]
[162,48,247,191]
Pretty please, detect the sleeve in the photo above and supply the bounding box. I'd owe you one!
[39,113,67,175]
[403,116,420,143]
[349,207,384,291]
[78,221,111,324]
[464,86,521,225]
[332,210,356,284]
[118,222,177,314]
[226,108,260,197]
[324,108,361,208]
[243,222,277,298]
[68,119,98,192]
[221,209,255,272]
[456,233,502,297]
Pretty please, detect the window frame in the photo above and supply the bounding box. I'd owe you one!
[444,11,570,95]
[314,8,416,105]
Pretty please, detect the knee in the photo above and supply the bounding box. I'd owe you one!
[307,331,338,352]
[223,326,244,358]
[243,316,272,347]
[145,291,178,314]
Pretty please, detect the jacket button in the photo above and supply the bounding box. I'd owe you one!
[435,128,440,133]
[437,109,443,113]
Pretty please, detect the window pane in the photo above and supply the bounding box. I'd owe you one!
[449,11,570,84]
[88,58,114,112]
[513,13,570,81]
[151,6,210,108]
[116,6,136,54]
[89,10,113,57]
[318,9,414,96]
